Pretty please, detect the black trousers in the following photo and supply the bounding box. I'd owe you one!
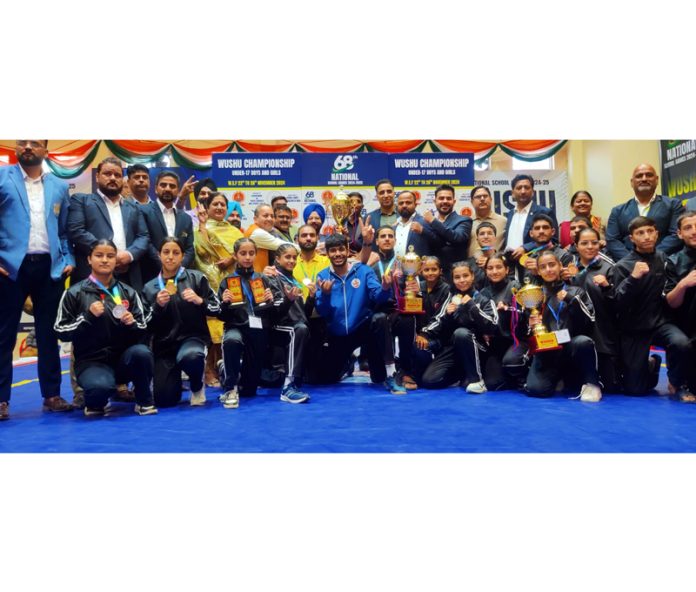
[76,344,155,409]
[483,337,529,391]
[273,322,309,383]
[598,352,623,393]
[153,338,207,407]
[221,326,269,395]
[316,317,392,384]
[421,328,484,389]
[525,335,599,398]
[620,324,694,395]
[390,312,417,376]
[0,254,64,403]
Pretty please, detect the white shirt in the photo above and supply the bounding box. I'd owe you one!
[98,190,128,253]
[506,202,533,250]
[634,195,657,217]
[394,215,413,258]
[158,199,176,237]
[22,168,50,254]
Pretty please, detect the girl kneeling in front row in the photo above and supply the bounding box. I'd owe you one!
[523,251,602,402]
[142,237,222,408]
[419,260,498,393]
[54,239,157,416]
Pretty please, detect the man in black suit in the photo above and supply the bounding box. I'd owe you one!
[503,173,559,259]
[393,190,435,258]
[605,163,684,261]
[67,157,150,290]
[140,170,195,282]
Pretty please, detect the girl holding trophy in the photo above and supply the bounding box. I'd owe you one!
[217,237,278,409]
[521,251,603,402]
[419,261,498,393]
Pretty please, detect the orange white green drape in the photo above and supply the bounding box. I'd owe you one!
[0,139,567,178]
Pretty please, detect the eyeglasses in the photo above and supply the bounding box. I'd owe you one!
[472,194,491,200]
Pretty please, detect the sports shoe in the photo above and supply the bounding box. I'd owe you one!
[384,375,407,395]
[83,403,112,417]
[0,401,9,421]
[134,404,158,416]
[465,380,487,394]
[190,387,207,406]
[42,396,73,412]
[672,387,696,403]
[280,384,310,404]
[580,383,602,403]
[220,389,239,409]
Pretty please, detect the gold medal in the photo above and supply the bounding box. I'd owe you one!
[451,295,463,306]
[165,280,177,295]
[567,264,578,276]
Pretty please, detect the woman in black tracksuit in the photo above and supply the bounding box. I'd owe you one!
[218,237,279,408]
[569,227,622,392]
[265,243,311,404]
[54,239,157,416]
[479,253,528,390]
[142,237,221,408]
[420,260,498,393]
[523,251,602,402]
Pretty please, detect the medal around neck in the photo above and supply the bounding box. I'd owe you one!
[165,279,177,295]
[112,304,127,319]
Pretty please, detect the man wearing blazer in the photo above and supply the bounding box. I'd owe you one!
[502,174,559,258]
[392,190,435,258]
[0,140,75,419]
[140,170,194,283]
[606,163,684,261]
[67,157,150,290]
[366,179,399,229]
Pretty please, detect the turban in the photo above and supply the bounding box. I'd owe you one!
[227,200,243,219]
[303,203,326,225]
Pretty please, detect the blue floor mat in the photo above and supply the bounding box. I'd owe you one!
[2,356,694,453]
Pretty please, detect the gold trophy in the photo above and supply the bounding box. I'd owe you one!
[398,246,424,314]
[330,189,351,234]
[512,278,562,354]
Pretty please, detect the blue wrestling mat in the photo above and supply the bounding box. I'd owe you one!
[2,355,694,453]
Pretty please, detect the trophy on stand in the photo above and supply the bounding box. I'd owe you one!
[330,189,350,235]
[397,245,424,314]
[512,278,562,354]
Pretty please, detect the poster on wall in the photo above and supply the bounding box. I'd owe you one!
[211,153,303,225]
[389,153,476,216]
[301,153,389,231]
[473,169,570,222]
[660,140,696,204]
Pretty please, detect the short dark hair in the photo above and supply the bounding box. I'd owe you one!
[470,185,491,199]
[90,238,118,254]
[347,191,363,202]
[677,211,696,229]
[324,233,348,251]
[376,226,395,239]
[96,157,123,173]
[476,221,497,236]
[204,191,228,209]
[396,190,416,201]
[155,170,180,188]
[233,237,256,254]
[485,252,510,269]
[530,213,554,228]
[275,243,299,258]
[274,204,292,215]
[159,236,185,252]
[574,227,601,244]
[374,179,394,192]
[450,260,477,278]
[511,174,534,190]
[297,224,317,236]
[194,177,217,199]
[271,195,288,208]
[126,164,149,177]
[569,215,592,226]
[434,184,456,198]
[628,215,657,234]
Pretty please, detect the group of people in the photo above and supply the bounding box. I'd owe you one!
[2,139,696,421]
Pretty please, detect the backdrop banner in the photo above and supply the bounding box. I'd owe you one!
[660,140,696,204]
[473,169,570,222]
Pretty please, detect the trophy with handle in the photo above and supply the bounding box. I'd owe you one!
[398,245,424,314]
[330,189,350,235]
[512,278,562,354]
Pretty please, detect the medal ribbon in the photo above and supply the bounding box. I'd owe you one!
[543,283,567,326]
[157,267,185,291]
[89,275,122,305]
[524,241,553,258]
[278,271,304,290]
[377,256,396,279]
[298,260,317,284]
[233,271,258,313]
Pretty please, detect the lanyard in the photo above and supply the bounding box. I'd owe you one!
[298,259,317,283]
[278,271,303,290]
[158,267,185,291]
[233,270,257,313]
[526,241,553,258]
[378,256,396,278]
[577,256,600,277]
[544,284,567,325]
[89,275,122,305]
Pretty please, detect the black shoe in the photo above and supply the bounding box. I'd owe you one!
[671,386,696,403]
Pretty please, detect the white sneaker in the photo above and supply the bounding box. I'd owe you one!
[580,383,602,403]
[465,380,487,394]
[190,386,206,406]
[221,389,239,409]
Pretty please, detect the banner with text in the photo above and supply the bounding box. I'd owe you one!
[661,140,696,204]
